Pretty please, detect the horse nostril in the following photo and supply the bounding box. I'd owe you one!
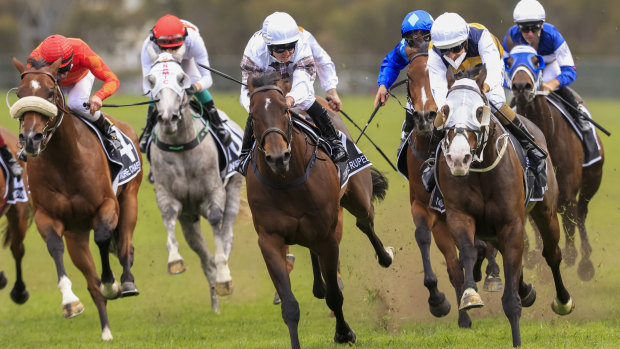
[283,152,291,162]
[265,155,273,164]
[18,134,25,143]
[33,133,44,142]
[464,153,472,164]
[446,154,452,163]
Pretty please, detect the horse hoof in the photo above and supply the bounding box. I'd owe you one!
[63,300,85,318]
[102,326,113,341]
[100,282,121,300]
[214,280,234,296]
[483,275,503,292]
[459,288,484,311]
[273,291,281,305]
[377,246,395,268]
[578,258,595,281]
[0,272,6,289]
[334,328,356,344]
[521,285,536,308]
[429,294,451,317]
[120,282,139,297]
[167,260,186,275]
[10,287,29,304]
[552,296,575,315]
[563,246,577,267]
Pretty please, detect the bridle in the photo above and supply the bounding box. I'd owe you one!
[249,85,293,154]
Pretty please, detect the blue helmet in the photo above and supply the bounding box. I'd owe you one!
[401,10,434,37]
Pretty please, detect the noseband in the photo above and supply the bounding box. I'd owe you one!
[249,85,293,154]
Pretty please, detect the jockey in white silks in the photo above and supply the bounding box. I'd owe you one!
[237,12,348,172]
[138,14,230,153]
[421,12,546,192]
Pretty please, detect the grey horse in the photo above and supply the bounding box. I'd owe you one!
[144,47,243,313]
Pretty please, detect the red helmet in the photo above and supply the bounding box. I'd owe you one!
[152,14,187,48]
[40,34,73,69]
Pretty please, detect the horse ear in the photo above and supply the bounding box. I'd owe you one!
[12,57,25,74]
[247,75,256,94]
[145,74,157,90]
[504,57,514,71]
[48,58,62,74]
[446,69,456,89]
[173,44,186,62]
[147,43,158,63]
[475,64,487,90]
[531,55,540,68]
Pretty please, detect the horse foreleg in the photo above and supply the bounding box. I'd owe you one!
[483,244,503,293]
[65,232,112,341]
[355,216,393,268]
[317,239,356,345]
[115,188,139,296]
[435,230,469,328]
[310,251,325,299]
[157,194,184,274]
[449,213,482,311]
[498,225,524,348]
[560,199,578,267]
[179,214,218,313]
[6,203,29,304]
[575,164,602,281]
[94,198,120,300]
[258,231,301,349]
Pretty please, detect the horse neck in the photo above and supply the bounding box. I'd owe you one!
[43,112,81,161]
[158,107,200,144]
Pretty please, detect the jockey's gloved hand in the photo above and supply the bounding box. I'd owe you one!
[186,85,197,96]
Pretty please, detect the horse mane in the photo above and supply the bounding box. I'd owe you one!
[249,71,279,88]
[27,58,48,69]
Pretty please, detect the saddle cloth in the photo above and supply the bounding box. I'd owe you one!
[239,113,372,188]
[76,115,141,194]
[545,94,602,167]
[146,117,243,181]
[0,158,28,208]
[429,122,547,213]
[396,130,428,179]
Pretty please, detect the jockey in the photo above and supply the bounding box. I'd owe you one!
[374,10,434,142]
[423,12,546,192]
[139,14,231,153]
[503,0,589,134]
[299,27,342,112]
[0,136,21,178]
[27,34,121,154]
[237,12,348,171]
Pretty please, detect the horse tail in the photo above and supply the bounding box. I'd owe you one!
[370,167,389,202]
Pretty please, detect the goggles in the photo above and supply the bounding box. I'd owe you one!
[155,34,185,47]
[518,23,542,33]
[404,30,431,47]
[269,42,297,54]
[439,41,466,55]
[58,62,73,75]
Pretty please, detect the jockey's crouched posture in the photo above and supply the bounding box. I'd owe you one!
[139,14,231,153]
[237,12,348,173]
[27,34,121,155]
[423,12,547,192]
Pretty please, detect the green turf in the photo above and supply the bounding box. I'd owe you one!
[0,92,619,348]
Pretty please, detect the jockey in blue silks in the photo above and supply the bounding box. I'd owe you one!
[502,0,591,135]
[374,10,434,142]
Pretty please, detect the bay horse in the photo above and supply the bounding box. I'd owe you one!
[505,45,604,280]
[144,48,243,312]
[11,57,142,340]
[0,128,32,304]
[403,42,501,328]
[245,71,393,348]
[438,65,573,347]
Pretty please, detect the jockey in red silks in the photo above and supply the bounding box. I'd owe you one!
[27,34,122,153]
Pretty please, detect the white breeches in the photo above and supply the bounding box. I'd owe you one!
[61,72,101,122]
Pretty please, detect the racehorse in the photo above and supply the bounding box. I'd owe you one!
[437,65,573,347]
[505,46,604,281]
[0,128,32,304]
[403,41,501,328]
[11,57,142,340]
[245,71,393,348]
[144,47,243,312]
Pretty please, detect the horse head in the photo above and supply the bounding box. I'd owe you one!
[10,57,65,157]
[248,71,292,176]
[504,45,545,105]
[406,41,437,133]
[144,45,191,135]
[440,64,492,176]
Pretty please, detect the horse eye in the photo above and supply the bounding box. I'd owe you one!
[47,89,55,100]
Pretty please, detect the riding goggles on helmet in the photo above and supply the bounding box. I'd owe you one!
[58,62,73,75]
[155,34,185,47]
[269,42,297,54]
[439,41,466,55]
[404,30,431,47]
[518,23,542,33]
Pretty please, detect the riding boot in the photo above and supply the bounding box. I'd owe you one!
[139,104,157,153]
[0,145,23,179]
[421,127,444,192]
[506,117,547,180]
[401,110,415,142]
[236,115,254,175]
[94,115,122,153]
[307,101,348,163]
[203,100,232,147]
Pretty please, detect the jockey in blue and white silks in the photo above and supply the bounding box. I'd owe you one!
[236,12,348,174]
[374,10,434,141]
[421,12,546,193]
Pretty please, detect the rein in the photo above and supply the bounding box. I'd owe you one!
[152,121,211,152]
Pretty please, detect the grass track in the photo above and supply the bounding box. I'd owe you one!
[0,92,619,348]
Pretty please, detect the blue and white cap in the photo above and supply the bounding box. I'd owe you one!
[401,10,434,37]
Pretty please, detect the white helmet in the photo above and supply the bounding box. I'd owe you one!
[431,12,469,49]
[513,0,546,23]
[261,12,300,45]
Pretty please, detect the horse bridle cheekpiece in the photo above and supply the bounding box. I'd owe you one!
[249,85,293,154]
[8,69,66,152]
[504,45,546,102]
[441,81,492,164]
